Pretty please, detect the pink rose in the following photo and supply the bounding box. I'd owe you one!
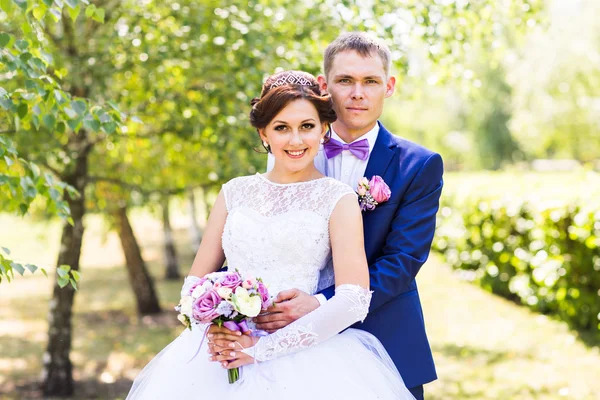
[369,175,391,203]
[257,281,272,309]
[219,273,242,289]
[192,289,221,323]
[242,277,257,289]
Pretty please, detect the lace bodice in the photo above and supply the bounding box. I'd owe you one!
[221,173,355,296]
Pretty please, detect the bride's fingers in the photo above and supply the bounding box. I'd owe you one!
[210,339,240,349]
[208,332,241,342]
[210,351,239,363]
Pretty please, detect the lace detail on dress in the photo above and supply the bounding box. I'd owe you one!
[221,174,355,295]
[251,323,318,362]
[244,284,372,362]
[337,284,373,323]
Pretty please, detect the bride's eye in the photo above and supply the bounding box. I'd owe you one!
[301,123,315,130]
[274,125,288,131]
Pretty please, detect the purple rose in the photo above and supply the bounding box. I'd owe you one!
[219,273,243,289]
[192,289,221,323]
[257,281,272,309]
[369,175,391,203]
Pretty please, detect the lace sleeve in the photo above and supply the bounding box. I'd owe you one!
[241,284,372,362]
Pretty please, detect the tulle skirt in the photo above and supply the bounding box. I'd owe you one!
[127,325,415,400]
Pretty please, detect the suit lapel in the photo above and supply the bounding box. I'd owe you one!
[364,122,396,181]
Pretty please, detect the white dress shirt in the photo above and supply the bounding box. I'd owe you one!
[266,123,380,306]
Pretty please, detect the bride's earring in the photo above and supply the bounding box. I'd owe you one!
[263,141,271,153]
[320,137,325,144]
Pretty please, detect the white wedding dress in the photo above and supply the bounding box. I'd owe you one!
[127,174,414,399]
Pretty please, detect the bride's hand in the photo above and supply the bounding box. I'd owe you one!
[208,332,257,369]
[254,289,320,332]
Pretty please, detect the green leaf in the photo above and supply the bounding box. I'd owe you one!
[43,114,56,129]
[57,276,69,288]
[57,264,71,277]
[15,39,29,51]
[0,33,11,48]
[32,5,47,21]
[1,247,10,255]
[64,0,78,8]
[70,269,81,281]
[14,0,27,11]
[11,262,25,276]
[67,4,80,20]
[71,100,87,115]
[92,7,104,23]
[4,155,14,167]
[83,118,101,131]
[85,3,95,17]
[56,121,66,134]
[41,268,48,278]
[0,0,14,13]
[102,121,117,134]
[17,103,28,118]
[42,0,53,6]
[0,97,14,110]
[64,107,78,119]
[69,278,78,290]
[19,203,28,215]
[25,264,38,273]
[67,118,82,132]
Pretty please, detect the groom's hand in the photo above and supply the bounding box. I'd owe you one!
[254,289,319,333]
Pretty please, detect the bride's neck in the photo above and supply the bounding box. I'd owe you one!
[266,166,323,184]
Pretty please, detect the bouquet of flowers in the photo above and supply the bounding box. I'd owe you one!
[175,270,272,383]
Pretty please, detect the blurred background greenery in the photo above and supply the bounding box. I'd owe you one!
[1,0,599,398]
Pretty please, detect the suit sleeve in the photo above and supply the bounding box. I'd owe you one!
[318,153,444,313]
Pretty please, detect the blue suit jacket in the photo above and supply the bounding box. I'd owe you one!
[319,122,443,389]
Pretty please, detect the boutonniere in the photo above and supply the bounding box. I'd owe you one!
[357,175,391,211]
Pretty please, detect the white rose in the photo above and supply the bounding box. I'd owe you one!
[232,287,262,317]
[217,287,233,300]
[179,295,193,316]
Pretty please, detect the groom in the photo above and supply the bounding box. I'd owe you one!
[257,32,443,399]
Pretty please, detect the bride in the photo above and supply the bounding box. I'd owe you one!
[126,71,415,399]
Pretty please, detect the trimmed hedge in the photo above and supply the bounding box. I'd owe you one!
[433,197,600,336]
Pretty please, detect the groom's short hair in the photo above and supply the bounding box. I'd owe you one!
[324,32,392,78]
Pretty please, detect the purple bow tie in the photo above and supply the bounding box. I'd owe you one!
[323,137,369,161]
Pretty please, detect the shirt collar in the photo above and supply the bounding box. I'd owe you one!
[329,122,379,154]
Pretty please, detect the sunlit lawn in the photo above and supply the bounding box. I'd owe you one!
[1,172,600,399]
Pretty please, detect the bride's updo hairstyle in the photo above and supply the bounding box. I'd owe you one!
[249,70,337,152]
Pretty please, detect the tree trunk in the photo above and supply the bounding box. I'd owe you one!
[116,206,161,315]
[162,196,180,280]
[187,188,202,251]
[42,140,88,396]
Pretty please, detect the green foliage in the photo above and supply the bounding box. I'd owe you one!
[0,0,121,286]
[434,196,600,337]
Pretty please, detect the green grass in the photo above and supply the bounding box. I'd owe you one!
[1,173,599,399]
